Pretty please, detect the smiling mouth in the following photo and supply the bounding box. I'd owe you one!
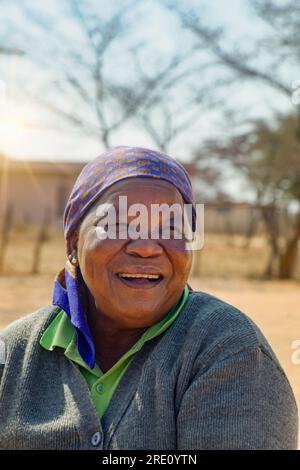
[115,272,164,289]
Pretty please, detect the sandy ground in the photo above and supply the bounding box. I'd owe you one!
[0,274,299,446]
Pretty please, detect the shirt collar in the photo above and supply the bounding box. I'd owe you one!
[40,285,190,374]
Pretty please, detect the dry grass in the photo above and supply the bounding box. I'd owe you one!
[1,227,299,279]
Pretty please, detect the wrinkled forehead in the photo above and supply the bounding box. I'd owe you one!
[76,177,185,234]
[104,177,182,201]
[89,177,184,212]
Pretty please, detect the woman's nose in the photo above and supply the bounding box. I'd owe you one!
[125,239,163,258]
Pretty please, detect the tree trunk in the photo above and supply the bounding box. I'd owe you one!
[261,204,280,278]
[278,213,300,279]
[32,208,51,274]
[0,205,13,274]
[264,246,279,279]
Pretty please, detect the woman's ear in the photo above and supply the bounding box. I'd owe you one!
[66,229,79,258]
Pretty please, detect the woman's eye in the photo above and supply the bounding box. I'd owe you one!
[158,225,183,238]
[94,219,129,239]
[116,223,129,237]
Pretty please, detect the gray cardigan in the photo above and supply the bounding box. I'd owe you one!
[0,291,298,450]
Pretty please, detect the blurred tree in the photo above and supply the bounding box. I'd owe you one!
[0,47,23,55]
[12,0,220,153]
[169,0,300,278]
[170,0,297,99]
[249,115,300,279]
[200,113,300,279]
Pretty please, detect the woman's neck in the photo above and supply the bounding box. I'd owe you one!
[87,293,148,371]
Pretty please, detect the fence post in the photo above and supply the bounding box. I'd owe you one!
[0,204,13,274]
[32,208,51,274]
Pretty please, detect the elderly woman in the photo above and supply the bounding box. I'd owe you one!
[0,146,298,450]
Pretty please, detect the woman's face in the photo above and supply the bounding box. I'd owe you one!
[73,177,193,328]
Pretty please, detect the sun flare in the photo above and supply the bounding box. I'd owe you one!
[0,111,28,155]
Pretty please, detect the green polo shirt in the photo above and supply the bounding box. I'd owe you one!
[40,286,190,420]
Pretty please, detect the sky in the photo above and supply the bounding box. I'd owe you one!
[0,0,296,200]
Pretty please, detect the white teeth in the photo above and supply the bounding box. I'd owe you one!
[117,273,160,279]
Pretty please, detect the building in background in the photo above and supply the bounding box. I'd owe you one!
[0,158,85,230]
[0,156,286,235]
[0,158,203,228]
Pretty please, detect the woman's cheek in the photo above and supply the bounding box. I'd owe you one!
[80,226,118,252]
[163,239,192,268]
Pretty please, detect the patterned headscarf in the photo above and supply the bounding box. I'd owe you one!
[53,146,196,368]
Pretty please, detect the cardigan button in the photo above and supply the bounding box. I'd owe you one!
[96,383,105,394]
[91,431,102,447]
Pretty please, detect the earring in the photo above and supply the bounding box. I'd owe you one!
[69,250,78,266]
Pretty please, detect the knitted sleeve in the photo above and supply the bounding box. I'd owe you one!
[176,346,298,450]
